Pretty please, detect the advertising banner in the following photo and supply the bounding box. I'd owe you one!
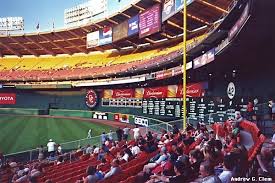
[134,117,149,127]
[139,4,161,38]
[0,93,16,104]
[143,86,168,99]
[103,89,135,98]
[113,21,128,42]
[112,89,135,98]
[119,114,129,123]
[93,112,108,120]
[156,69,173,80]
[87,31,99,48]
[128,15,139,36]
[135,88,144,99]
[99,27,112,46]
[177,82,208,97]
[193,48,215,69]
[228,3,249,41]
[162,0,176,22]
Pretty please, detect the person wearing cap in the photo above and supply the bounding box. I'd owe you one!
[47,139,56,157]
[143,146,168,174]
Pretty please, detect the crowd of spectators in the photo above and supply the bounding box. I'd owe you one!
[0,112,272,183]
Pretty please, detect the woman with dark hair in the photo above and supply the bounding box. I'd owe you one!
[148,160,189,183]
[83,166,98,183]
[189,149,204,178]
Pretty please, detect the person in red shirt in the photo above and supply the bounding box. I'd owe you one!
[246,101,254,121]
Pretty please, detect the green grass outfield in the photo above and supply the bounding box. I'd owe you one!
[0,115,114,154]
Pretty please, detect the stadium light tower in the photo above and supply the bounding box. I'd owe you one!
[183,0,187,130]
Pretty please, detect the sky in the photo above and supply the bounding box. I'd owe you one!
[0,0,133,33]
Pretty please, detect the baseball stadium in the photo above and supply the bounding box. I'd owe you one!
[0,0,274,182]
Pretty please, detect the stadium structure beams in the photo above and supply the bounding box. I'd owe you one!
[187,13,211,25]
[120,12,131,18]
[24,36,56,56]
[197,0,229,14]
[132,4,145,11]
[38,34,72,55]
[0,41,21,57]
[8,37,39,57]
[106,18,119,25]
[68,30,86,42]
[145,38,156,44]
[161,32,173,39]
[53,32,88,54]
[125,40,138,48]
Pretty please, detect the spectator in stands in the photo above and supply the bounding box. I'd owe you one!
[108,130,113,141]
[101,132,107,144]
[198,160,221,183]
[29,164,43,180]
[143,146,168,174]
[131,142,141,156]
[189,149,204,177]
[233,111,243,127]
[218,154,234,183]
[57,144,62,155]
[93,145,100,155]
[47,139,56,157]
[82,166,98,183]
[86,144,93,154]
[116,127,123,142]
[104,159,121,179]
[148,160,189,183]
[56,156,63,165]
[269,100,275,120]
[133,125,141,141]
[12,168,29,183]
[37,145,44,161]
[123,126,130,140]
[246,101,254,121]
[172,124,179,135]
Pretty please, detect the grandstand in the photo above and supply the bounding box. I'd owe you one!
[0,0,275,183]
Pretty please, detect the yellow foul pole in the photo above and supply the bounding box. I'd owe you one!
[183,0,187,130]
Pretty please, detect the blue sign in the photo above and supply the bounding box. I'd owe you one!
[176,0,193,12]
[162,0,176,22]
[128,15,139,36]
[99,27,112,46]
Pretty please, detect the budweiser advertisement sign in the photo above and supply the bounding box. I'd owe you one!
[112,89,134,98]
[0,93,16,104]
[177,82,208,97]
[103,89,134,99]
[103,82,207,99]
[143,86,168,99]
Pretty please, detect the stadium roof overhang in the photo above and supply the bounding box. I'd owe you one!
[0,0,234,57]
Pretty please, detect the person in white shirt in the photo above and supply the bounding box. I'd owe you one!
[133,125,141,141]
[131,143,141,156]
[218,155,234,183]
[47,139,56,157]
[108,130,113,141]
[87,129,92,139]
[57,144,62,155]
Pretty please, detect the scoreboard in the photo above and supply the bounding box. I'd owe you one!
[142,98,182,118]
[102,97,256,121]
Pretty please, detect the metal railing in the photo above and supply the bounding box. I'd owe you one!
[2,132,118,164]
